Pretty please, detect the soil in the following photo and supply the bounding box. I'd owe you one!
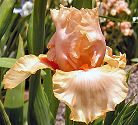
[126,65,138,104]
[55,102,66,125]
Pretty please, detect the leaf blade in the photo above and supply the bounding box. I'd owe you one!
[0,100,11,125]
[4,35,25,125]
[0,0,16,39]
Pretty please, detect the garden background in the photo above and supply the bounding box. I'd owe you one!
[0,0,138,125]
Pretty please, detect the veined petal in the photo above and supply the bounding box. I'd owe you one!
[53,65,128,123]
[2,55,56,89]
[104,46,126,68]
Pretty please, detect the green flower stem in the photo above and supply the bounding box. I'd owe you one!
[28,71,52,125]
[43,69,59,120]
[27,0,54,125]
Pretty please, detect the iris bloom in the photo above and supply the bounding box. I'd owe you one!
[2,5,128,124]
[13,0,33,17]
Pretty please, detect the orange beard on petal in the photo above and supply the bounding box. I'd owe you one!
[39,56,59,70]
[79,64,89,71]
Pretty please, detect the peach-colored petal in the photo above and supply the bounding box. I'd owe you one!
[53,65,128,123]
[48,5,106,71]
[104,46,126,68]
[2,55,52,89]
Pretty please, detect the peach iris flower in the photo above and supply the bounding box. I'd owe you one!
[2,5,128,124]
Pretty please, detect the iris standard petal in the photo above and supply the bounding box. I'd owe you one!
[104,46,126,68]
[2,54,53,89]
[53,65,128,123]
[48,5,106,71]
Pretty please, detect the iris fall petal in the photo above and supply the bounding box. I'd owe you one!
[2,55,52,89]
[53,65,128,123]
